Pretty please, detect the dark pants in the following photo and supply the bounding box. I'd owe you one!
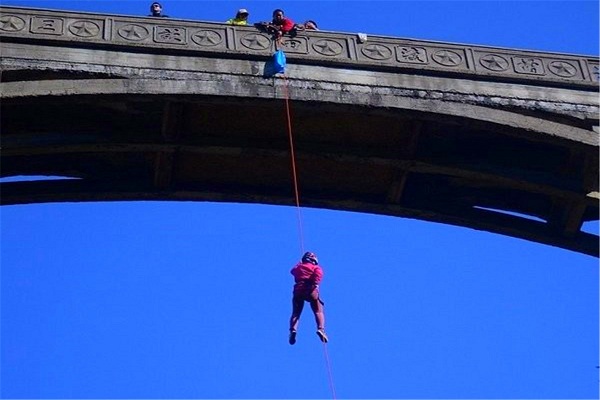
[289,289,325,332]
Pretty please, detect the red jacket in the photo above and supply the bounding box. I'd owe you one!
[276,17,295,33]
[291,262,323,294]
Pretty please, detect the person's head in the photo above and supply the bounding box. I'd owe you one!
[272,9,285,22]
[150,2,163,16]
[304,20,318,30]
[236,8,249,20]
[302,252,319,265]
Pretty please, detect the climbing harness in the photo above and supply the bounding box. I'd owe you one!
[277,51,337,400]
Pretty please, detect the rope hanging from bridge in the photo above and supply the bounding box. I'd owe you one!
[281,74,305,255]
[280,67,337,400]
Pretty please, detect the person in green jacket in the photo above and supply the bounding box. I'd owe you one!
[226,9,250,25]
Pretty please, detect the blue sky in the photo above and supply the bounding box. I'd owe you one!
[1,1,599,399]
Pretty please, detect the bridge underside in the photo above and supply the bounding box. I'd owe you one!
[2,90,598,256]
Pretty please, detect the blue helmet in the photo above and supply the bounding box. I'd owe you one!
[302,252,318,265]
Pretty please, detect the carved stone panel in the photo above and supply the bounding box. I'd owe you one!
[280,37,309,54]
[396,46,428,64]
[473,49,587,80]
[154,26,187,45]
[547,60,579,78]
[0,7,596,87]
[116,22,150,42]
[588,61,599,82]
[191,29,224,48]
[312,39,345,58]
[360,43,394,61]
[430,48,466,68]
[68,20,102,38]
[512,56,545,75]
[479,53,510,72]
[0,15,26,32]
[239,32,272,52]
[30,16,64,35]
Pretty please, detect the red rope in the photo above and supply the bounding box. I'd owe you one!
[282,75,305,255]
[281,73,337,400]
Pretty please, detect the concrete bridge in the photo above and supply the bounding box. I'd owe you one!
[1,6,599,256]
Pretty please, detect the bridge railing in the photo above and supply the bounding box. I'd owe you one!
[1,5,598,89]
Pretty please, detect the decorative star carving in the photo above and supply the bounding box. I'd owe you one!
[362,44,392,60]
[313,40,342,56]
[480,54,509,71]
[548,61,577,77]
[240,34,269,50]
[118,24,148,41]
[432,50,461,66]
[192,30,222,46]
[0,15,25,31]
[69,20,100,37]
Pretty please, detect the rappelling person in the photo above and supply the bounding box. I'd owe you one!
[289,251,328,345]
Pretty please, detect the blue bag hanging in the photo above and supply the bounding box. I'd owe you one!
[273,50,287,74]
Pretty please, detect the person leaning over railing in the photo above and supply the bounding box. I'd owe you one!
[256,9,295,40]
[295,20,318,31]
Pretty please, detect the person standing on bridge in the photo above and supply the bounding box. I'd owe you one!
[226,9,250,25]
[289,251,328,345]
[149,2,169,17]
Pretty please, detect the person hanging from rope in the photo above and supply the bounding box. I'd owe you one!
[289,251,328,345]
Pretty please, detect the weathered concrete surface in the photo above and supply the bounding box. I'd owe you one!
[1,6,599,256]
[0,6,598,87]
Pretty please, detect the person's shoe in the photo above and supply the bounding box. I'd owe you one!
[316,329,328,343]
[289,330,297,345]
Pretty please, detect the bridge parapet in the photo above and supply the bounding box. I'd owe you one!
[0,6,598,89]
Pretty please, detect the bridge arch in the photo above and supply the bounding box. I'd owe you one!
[1,6,598,256]
[2,75,597,145]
